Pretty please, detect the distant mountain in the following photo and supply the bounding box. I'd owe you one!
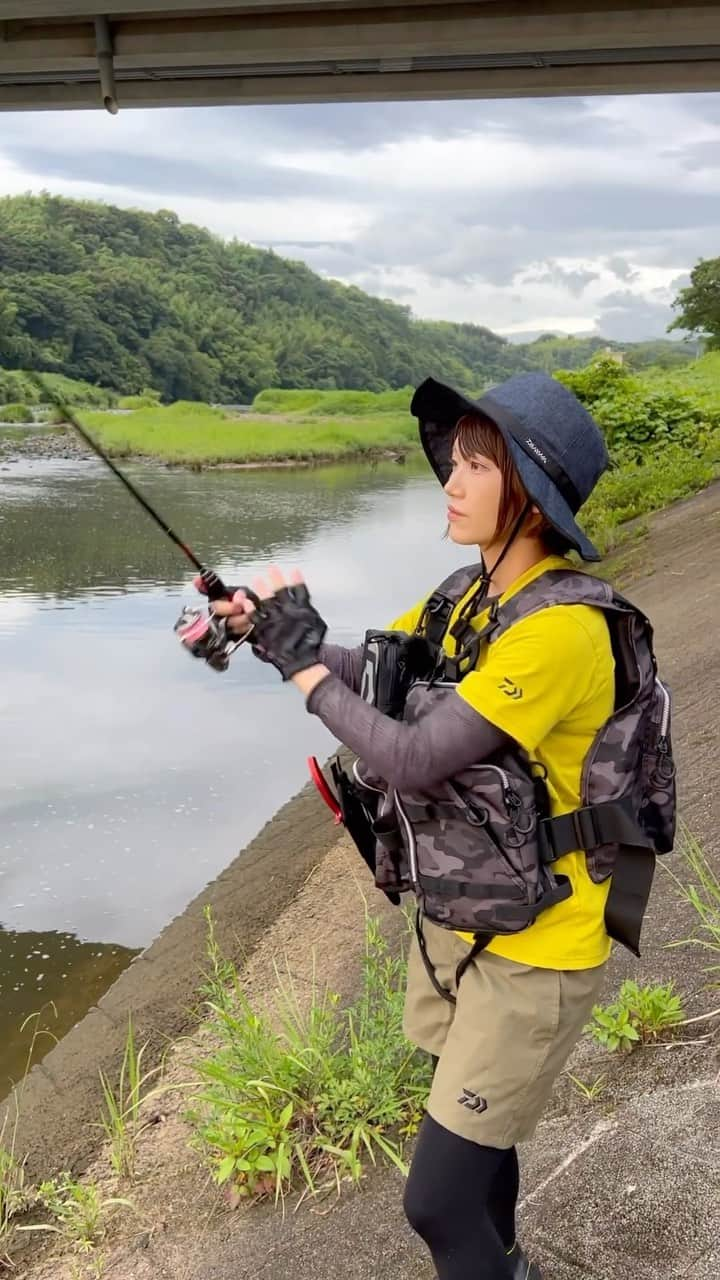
[0,194,695,403]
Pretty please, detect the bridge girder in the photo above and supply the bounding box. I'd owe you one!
[0,2,718,111]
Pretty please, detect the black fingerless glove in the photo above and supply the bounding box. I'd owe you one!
[250,584,328,680]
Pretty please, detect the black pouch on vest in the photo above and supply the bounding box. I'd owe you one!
[329,759,401,905]
[359,630,435,718]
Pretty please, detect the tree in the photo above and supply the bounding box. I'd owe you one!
[0,193,698,401]
[670,257,720,349]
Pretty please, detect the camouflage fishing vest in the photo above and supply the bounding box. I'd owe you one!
[334,564,676,961]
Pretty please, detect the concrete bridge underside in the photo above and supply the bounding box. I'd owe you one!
[0,1,719,112]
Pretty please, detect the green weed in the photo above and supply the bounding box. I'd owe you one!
[21,1173,131,1255]
[189,911,431,1205]
[565,1072,607,1101]
[664,824,720,981]
[584,980,684,1052]
[0,402,33,423]
[98,1015,162,1180]
[0,1008,60,1262]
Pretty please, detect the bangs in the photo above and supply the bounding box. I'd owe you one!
[453,412,508,469]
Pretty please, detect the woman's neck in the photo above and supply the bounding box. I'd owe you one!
[482,535,551,597]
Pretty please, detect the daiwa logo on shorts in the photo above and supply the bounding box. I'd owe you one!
[525,436,548,465]
[457,1088,488,1114]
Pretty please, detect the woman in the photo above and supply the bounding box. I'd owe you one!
[209,371,615,1280]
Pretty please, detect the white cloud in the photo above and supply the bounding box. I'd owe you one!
[0,91,718,338]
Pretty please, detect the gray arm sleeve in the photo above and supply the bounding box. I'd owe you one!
[317,643,364,693]
[306,674,510,792]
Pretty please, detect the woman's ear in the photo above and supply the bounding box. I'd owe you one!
[526,506,547,537]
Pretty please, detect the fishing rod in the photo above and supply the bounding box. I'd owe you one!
[28,372,255,670]
[29,372,229,598]
[28,374,353,820]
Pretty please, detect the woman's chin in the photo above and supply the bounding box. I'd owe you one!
[448,525,479,546]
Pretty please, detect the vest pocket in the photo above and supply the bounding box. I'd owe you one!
[395,764,546,935]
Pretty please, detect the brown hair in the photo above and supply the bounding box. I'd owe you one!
[453,412,571,554]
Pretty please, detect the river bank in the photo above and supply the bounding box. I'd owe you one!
[4,417,720,563]
[0,422,418,471]
[4,480,720,1279]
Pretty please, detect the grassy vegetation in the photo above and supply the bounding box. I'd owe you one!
[188,907,431,1204]
[0,402,34,423]
[253,387,415,416]
[640,350,720,416]
[98,1016,162,1181]
[665,823,720,983]
[0,368,116,409]
[23,1173,132,1259]
[583,980,684,1053]
[582,441,719,555]
[80,401,417,465]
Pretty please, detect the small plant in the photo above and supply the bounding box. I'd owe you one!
[98,1015,161,1180]
[0,402,33,423]
[190,910,432,1205]
[665,825,720,978]
[197,904,238,1014]
[0,1140,29,1256]
[24,1173,131,1254]
[584,980,684,1053]
[0,1008,60,1261]
[565,1071,607,1101]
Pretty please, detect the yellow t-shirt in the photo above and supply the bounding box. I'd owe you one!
[389,555,615,970]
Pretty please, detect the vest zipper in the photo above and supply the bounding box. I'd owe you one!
[351,759,387,796]
[394,791,419,889]
[459,763,519,811]
[656,679,671,745]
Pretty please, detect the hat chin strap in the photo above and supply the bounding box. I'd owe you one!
[479,501,531,596]
[447,501,532,652]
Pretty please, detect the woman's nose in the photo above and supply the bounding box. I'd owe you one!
[444,475,463,499]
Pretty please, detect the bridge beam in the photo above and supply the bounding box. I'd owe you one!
[0,1,718,110]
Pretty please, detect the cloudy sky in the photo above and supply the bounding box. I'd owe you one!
[1,90,718,340]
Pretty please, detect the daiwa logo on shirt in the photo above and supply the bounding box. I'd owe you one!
[525,437,548,465]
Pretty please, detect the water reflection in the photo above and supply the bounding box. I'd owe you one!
[0,452,470,1083]
[0,926,136,1088]
[0,454,429,600]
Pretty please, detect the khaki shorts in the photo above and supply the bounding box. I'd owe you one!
[403,918,607,1149]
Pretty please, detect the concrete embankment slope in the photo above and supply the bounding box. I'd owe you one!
[2,778,349,1179]
[7,482,720,1280]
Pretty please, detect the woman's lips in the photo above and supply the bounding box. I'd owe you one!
[447,506,465,520]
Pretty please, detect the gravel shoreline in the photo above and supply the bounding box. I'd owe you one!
[0,427,90,463]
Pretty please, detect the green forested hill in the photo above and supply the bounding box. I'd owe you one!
[0,194,692,403]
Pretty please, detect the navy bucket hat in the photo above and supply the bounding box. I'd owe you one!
[411,371,610,562]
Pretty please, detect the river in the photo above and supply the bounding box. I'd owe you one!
[0,445,473,1089]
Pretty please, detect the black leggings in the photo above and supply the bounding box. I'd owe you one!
[403,1113,520,1280]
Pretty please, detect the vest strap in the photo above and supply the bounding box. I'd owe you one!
[539,797,653,863]
[604,847,656,958]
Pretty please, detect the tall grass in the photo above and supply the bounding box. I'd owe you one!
[189,909,432,1205]
[252,387,413,416]
[98,1015,162,1181]
[0,1010,59,1263]
[665,823,720,982]
[81,404,417,464]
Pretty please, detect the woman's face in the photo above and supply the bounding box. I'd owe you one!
[443,442,504,551]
